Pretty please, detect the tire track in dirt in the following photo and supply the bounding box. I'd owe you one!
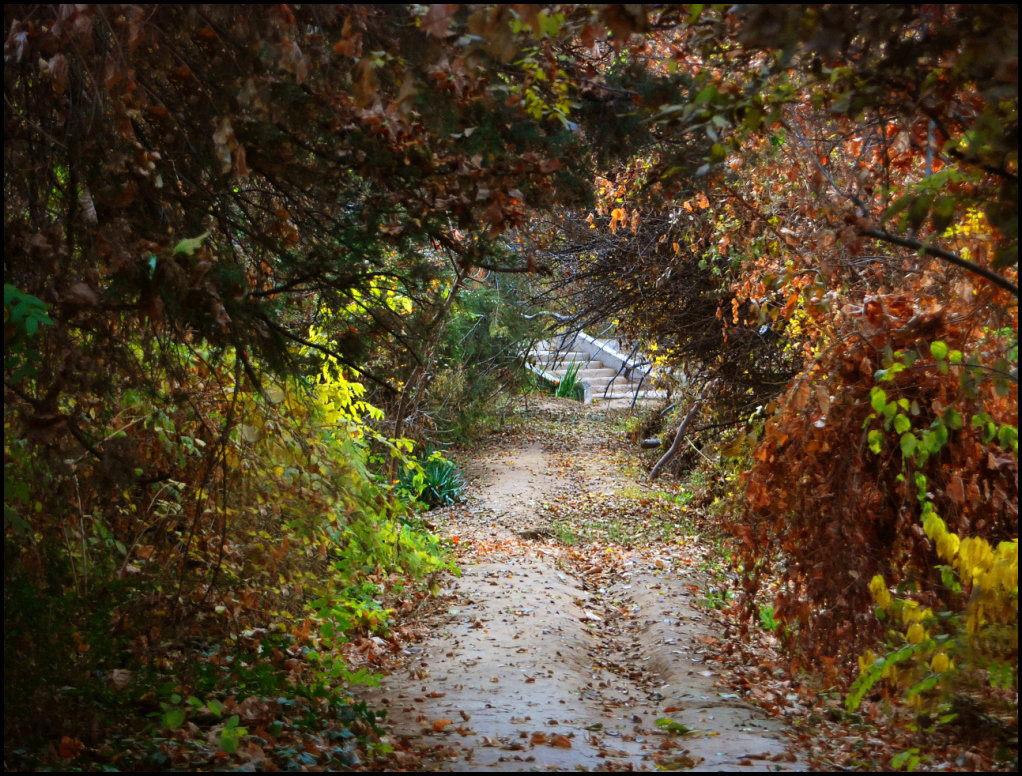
[364,401,806,771]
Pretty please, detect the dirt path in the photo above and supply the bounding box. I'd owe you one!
[366,399,805,771]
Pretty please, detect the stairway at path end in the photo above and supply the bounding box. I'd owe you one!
[528,335,666,407]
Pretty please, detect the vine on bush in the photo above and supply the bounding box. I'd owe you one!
[740,288,1017,681]
[847,344,1018,715]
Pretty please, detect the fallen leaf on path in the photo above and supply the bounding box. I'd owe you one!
[432,718,452,732]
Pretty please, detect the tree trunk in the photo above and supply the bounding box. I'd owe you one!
[649,383,711,480]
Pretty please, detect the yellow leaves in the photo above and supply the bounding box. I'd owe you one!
[898,601,934,629]
[930,652,951,674]
[956,536,995,584]
[991,540,1019,587]
[868,574,892,610]
[392,436,416,454]
[858,649,877,675]
[921,509,945,541]
[936,531,960,562]
[905,622,925,645]
[864,509,1015,712]
[341,278,414,316]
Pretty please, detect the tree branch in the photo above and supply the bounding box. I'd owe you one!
[260,317,398,395]
[472,262,551,275]
[785,115,1018,297]
[860,228,1018,297]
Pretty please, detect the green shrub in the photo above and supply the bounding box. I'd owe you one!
[425,281,544,440]
[397,452,466,510]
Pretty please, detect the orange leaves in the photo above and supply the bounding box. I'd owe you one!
[682,192,710,212]
[947,473,966,504]
[292,618,313,644]
[352,55,380,105]
[791,381,812,412]
[549,733,573,748]
[332,15,363,57]
[815,384,831,416]
[528,731,573,748]
[608,207,641,235]
[609,207,626,234]
[72,631,90,654]
[58,737,84,760]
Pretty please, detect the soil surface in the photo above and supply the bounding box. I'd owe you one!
[365,398,806,771]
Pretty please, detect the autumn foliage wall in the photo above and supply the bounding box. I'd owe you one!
[2,3,595,763]
[530,3,1018,717]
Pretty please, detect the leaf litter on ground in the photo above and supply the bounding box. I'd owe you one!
[355,397,806,772]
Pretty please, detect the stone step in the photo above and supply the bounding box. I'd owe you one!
[596,387,667,400]
[583,375,655,390]
[530,351,593,365]
[533,359,602,371]
[546,366,618,380]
